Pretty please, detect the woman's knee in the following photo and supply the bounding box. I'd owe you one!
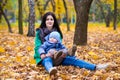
[42,57,53,65]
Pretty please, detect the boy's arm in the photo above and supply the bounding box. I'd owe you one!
[38,42,47,55]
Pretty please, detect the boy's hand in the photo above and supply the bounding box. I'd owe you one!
[46,53,53,58]
[40,54,46,59]
[61,53,67,58]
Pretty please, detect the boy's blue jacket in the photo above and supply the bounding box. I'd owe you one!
[38,38,67,55]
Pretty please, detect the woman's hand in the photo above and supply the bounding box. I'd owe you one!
[40,54,46,59]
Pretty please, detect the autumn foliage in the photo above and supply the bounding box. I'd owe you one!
[0,24,120,79]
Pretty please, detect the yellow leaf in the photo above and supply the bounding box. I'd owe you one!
[26,46,33,51]
[88,51,99,60]
[16,56,21,62]
[113,73,120,79]
[9,41,16,45]
[103,53,113,58]
[29,58,36,64]
[0,63,3,67]
[88,51,95,55]
[60,73,70,80]
[83,70,89,76]
[0,46,5,53]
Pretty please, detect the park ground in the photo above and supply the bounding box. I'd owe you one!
[0,22,120,79]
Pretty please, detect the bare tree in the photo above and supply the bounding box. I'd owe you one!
[44,0,50,10]
[0,9,1,23]
[105,5,111,27]
[63,0,70,31]
[35,0,43,19]
[0,0,12,33]
[113,0,117,30]
[50,0,56,12]
[73,0,93,45]
[96,0,111,27]
[27,0,35,37]
[18,0,23,34]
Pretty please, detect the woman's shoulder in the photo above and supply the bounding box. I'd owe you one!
[36,28,41,31]
[36,28,43,34]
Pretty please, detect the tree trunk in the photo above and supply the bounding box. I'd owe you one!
[96,0,109,27]
[0,11,2,23]
[73,0,93,45]
[35,0,43,19]
[18,0,23,34]
[113,0,117,30]
[63,0,70,31]
[57,0,61,25]
[0,5,12,33]
[44,0,50,10]
[51,0,56,12]
[106,5,111,27]
[27,0,35,37]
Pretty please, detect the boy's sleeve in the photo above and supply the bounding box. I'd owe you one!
[38,42,47,55]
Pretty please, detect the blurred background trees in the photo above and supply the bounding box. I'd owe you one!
[0,0,120,45]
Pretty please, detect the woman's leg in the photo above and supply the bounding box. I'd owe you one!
[41,57,57,75]
[42,57,53,72]
[61,56,96,70]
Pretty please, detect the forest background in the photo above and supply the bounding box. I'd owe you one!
[0,0,120,79]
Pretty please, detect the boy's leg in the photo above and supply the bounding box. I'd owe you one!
[68,44,77,56]
[41,57,57,76]
[48,49,57,56]
[61,56,96,70]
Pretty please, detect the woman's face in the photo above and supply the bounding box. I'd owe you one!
[46,15,54,30]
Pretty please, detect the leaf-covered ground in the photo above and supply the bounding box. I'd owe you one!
[0,26,120,80]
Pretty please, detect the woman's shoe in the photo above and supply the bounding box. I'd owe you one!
[96,63,110,70]
[68,44,77,56]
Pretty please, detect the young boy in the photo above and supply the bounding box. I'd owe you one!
[38,31,75,66]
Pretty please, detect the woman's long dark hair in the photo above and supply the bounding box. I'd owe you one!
[39,12,63,39]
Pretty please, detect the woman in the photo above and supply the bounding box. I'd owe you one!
[34,12,110,76]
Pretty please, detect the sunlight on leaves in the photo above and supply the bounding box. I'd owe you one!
[0,46,5,53]
[26,46,33,51]
[88,51,99,60]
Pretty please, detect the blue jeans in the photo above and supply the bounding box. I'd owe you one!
[41,57,53,72]
[41,56,96,72]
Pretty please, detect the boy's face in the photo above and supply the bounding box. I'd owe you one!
[49,37,57,43]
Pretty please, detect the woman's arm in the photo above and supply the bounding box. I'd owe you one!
[34,30,43,64]
[34,30,42,50]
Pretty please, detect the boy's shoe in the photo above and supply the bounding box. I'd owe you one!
[96,63,110,70]
[49,67,57,76]
[54,51,63,59]
[68,44,77,56]
[53,51,63,66]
